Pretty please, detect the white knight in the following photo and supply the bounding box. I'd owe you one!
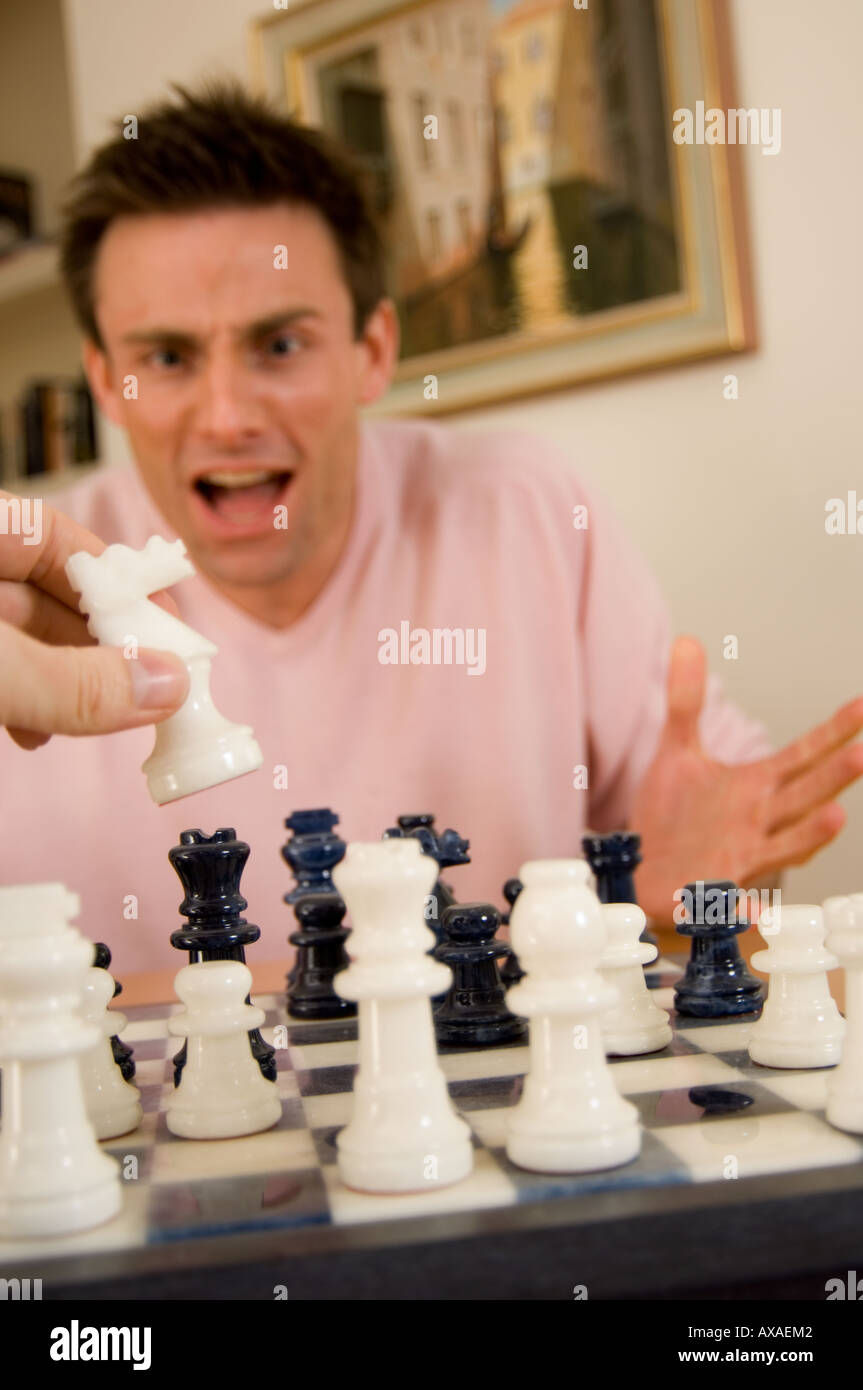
[66,536,262,803]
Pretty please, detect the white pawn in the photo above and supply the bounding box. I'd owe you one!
[333,838,473,1193]
[748,903,845,1069]
[600,903,672,1055]
[506,860,641,1173]
[0,885,121,1238]
[824,895,863,1133]
[80,966,142,1140]
[167,961,281,1139]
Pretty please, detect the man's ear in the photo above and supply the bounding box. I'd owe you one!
[82,338,125,428]
[356,298,400,406]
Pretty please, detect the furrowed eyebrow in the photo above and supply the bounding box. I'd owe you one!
[121,309,323,349]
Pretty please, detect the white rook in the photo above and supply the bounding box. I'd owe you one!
[333,839,473,1193]
[0,885,121,1237]
[506,860,641,1173]
[748,904,844,1069]
[824,895,863,1133]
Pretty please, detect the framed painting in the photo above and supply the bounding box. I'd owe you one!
[249,0,755,414]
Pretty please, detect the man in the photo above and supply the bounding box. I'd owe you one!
[1,84,861,973]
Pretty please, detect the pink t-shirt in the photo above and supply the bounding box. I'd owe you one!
[5,419,770,972]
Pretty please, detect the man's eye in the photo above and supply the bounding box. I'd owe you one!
[149,348,183,368]
[265,334,299,357]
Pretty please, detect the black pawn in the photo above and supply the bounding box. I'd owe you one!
[499,877,525,988]
[433,903,527,1047]
[674,880,764,1018]
[287,892,355,1019]
[169,828,276,1084]
[582,831,660,986]
[93,942,135,1082]
[281,809,347,993]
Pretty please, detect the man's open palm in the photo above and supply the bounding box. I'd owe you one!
[632,636,863,925]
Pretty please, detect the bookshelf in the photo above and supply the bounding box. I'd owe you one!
[0,0,101,491]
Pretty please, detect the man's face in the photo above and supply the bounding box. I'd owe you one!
[85,203,395,602]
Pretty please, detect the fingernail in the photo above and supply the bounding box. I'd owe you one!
[130,651,189,709]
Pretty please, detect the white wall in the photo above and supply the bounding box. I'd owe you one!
[60,0,863,903]
[463,0,863,906]
[61,0,266,156]
[0,0,75,237]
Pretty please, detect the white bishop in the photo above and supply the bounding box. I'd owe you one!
[506,859,641,1173]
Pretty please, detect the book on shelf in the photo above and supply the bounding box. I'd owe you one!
[14,378,97,482]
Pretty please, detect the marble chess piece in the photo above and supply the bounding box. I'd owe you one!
[824,895,863,1131]
[0,884,121,1237]
[599,903,672,1055]
[167,960,281,1139]
[80,963,143,1139]
[66,536,262,803]
[748,904,844,1069]
[333,838,473,1193]
[506,859,641,1173]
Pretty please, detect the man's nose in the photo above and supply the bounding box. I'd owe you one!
[194,358,264,441]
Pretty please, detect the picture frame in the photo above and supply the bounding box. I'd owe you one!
[249,0,755,415]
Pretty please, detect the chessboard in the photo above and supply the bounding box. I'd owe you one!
[3,955,863,1301]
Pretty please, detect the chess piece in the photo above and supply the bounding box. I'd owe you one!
[286,892,355,1019]
[281,809,347,903]
[169,828,276,1083]
[333,839,473,1193]
[506,860,641,1173]
[433,902,527,1047]
[281,809,350,1001]
[600,903,672,1055]
[499,878,525,988]
[582,833,660,982]
[393,813,436,834]
[167,960,281,1139]
[0,884,121,1237]
[674,881,764,1018]
[748,904,844,1069]
[383,817,470,1004]
[80,965,143,1139]
[94,941,135,1081]
[66,536,262,804]
[383,817,470,948]
[824,895,863,1132]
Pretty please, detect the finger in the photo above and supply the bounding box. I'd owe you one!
[766,741,863,832]
[0,492,183,618]
[7,727,51,750]
[0,492,108,608]
[757,802,846,875]
[663,634,707,748]
[0,621,190,736]
[768,696,863,783]
[0,579,95,645]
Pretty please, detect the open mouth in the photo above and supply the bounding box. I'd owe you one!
[193,468,293,525]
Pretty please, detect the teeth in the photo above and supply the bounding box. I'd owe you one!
[199,470,280,488]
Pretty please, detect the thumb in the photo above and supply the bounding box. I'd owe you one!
[664,634,707,748]
[1,622,189,738]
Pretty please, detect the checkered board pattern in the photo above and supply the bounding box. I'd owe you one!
[2,956,862,1268]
